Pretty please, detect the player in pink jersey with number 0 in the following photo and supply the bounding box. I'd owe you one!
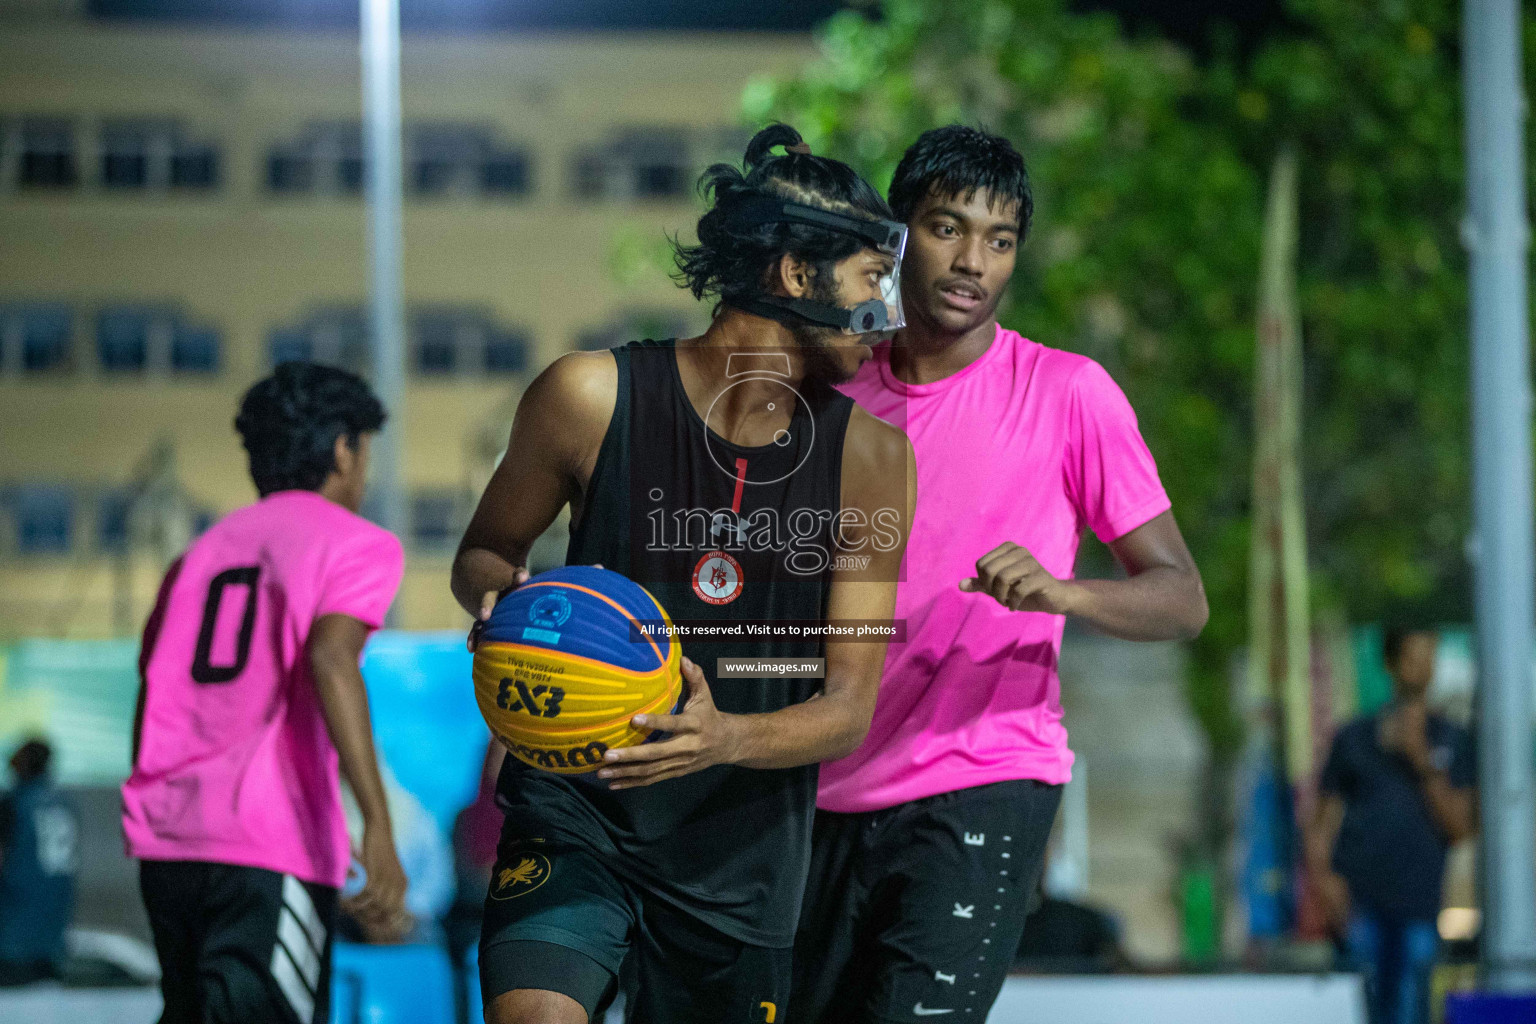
[122,362,409,1024]
[790,126,1210,1023]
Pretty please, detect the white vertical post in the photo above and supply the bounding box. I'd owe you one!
[1463,0,1536,992]
[361,0,408,550]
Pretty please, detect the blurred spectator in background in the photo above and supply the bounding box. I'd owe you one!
[1306,624,1477,1024]
[448,741,505,950]
[340,759,455,944]
[448,740,506,1024]
[0,738,79,986]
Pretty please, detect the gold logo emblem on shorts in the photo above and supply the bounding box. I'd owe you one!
[490,852,552,900]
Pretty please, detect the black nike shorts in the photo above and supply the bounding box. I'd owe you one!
[479,830,789,1024]
[790,779,1062,1024]
[139,859,338,1024]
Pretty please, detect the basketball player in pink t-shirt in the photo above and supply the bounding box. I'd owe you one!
[123,362,409,1024]
[791,127,1209,1022]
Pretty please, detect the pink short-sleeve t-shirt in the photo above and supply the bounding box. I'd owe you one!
[122,489,403,888]
[819,325,1170,813]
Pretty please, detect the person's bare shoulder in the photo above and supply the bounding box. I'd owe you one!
[840,404,915,517]
[842,404,913,483]
[515,349,619,467]
[524,349,617,426]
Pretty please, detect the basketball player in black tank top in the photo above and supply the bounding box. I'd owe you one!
[451,125,916,1024]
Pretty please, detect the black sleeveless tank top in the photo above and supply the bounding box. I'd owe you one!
[495,338,855,945]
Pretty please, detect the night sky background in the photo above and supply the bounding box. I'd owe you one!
[89,0,1290,57]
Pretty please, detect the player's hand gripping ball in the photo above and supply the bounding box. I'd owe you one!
[472,565,683,775]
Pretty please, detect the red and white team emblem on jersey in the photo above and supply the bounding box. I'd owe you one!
[692,550,743,605]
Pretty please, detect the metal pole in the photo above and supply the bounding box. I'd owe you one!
[361,0,408,546]
[1463,0,1536,991]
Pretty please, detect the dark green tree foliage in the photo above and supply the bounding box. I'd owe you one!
[753,0,1515,773]
[752,0,1258,763]
[1225,0,1472,629]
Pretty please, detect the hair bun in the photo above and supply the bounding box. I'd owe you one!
[744,123,805,168]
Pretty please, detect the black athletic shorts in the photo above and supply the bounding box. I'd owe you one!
[790,779,1061,1024]
[140,859,337,1024]
[479,832,790,1024]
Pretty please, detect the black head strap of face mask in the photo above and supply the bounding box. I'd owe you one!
[733,295,891,334]
[723,197,904,253]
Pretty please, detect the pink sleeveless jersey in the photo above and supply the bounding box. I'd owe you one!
[122,489,403,888]
[820,325,1171,813]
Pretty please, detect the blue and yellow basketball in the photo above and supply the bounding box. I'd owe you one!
[472,565,683,775]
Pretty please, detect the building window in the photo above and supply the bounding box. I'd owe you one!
[410,490,464,552]
[635,163,688,199]
[578,309,694,351]
[268,122,528,200]
[0,304,73,373]
[10,485,73,554]
[269,329,312,366]
[94,490,214,551]
[267,148,313,191]
[97,306,221,374]
[409,124,531,199]
[484,333,528,374]
[414,313,461,374]
[172,326,220,372]
[338,148,365,194]
[17,119,77,188]
[272,306,527,377]
[101,128,149,189]
[410,125,470,197]
[267,123,364,196]
[481,152,530,196]
[97,308,151,370]
[99,120,220,192]
[268,307,371,375]
[171,145,219,189]
[412,308,530,376]
[97,489,131,552]
[572,128,693,202]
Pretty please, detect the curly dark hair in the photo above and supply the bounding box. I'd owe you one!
[672,123,893,311]
[234,362,386,496]
[888,125,1033,238]
[9,738,51,781]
